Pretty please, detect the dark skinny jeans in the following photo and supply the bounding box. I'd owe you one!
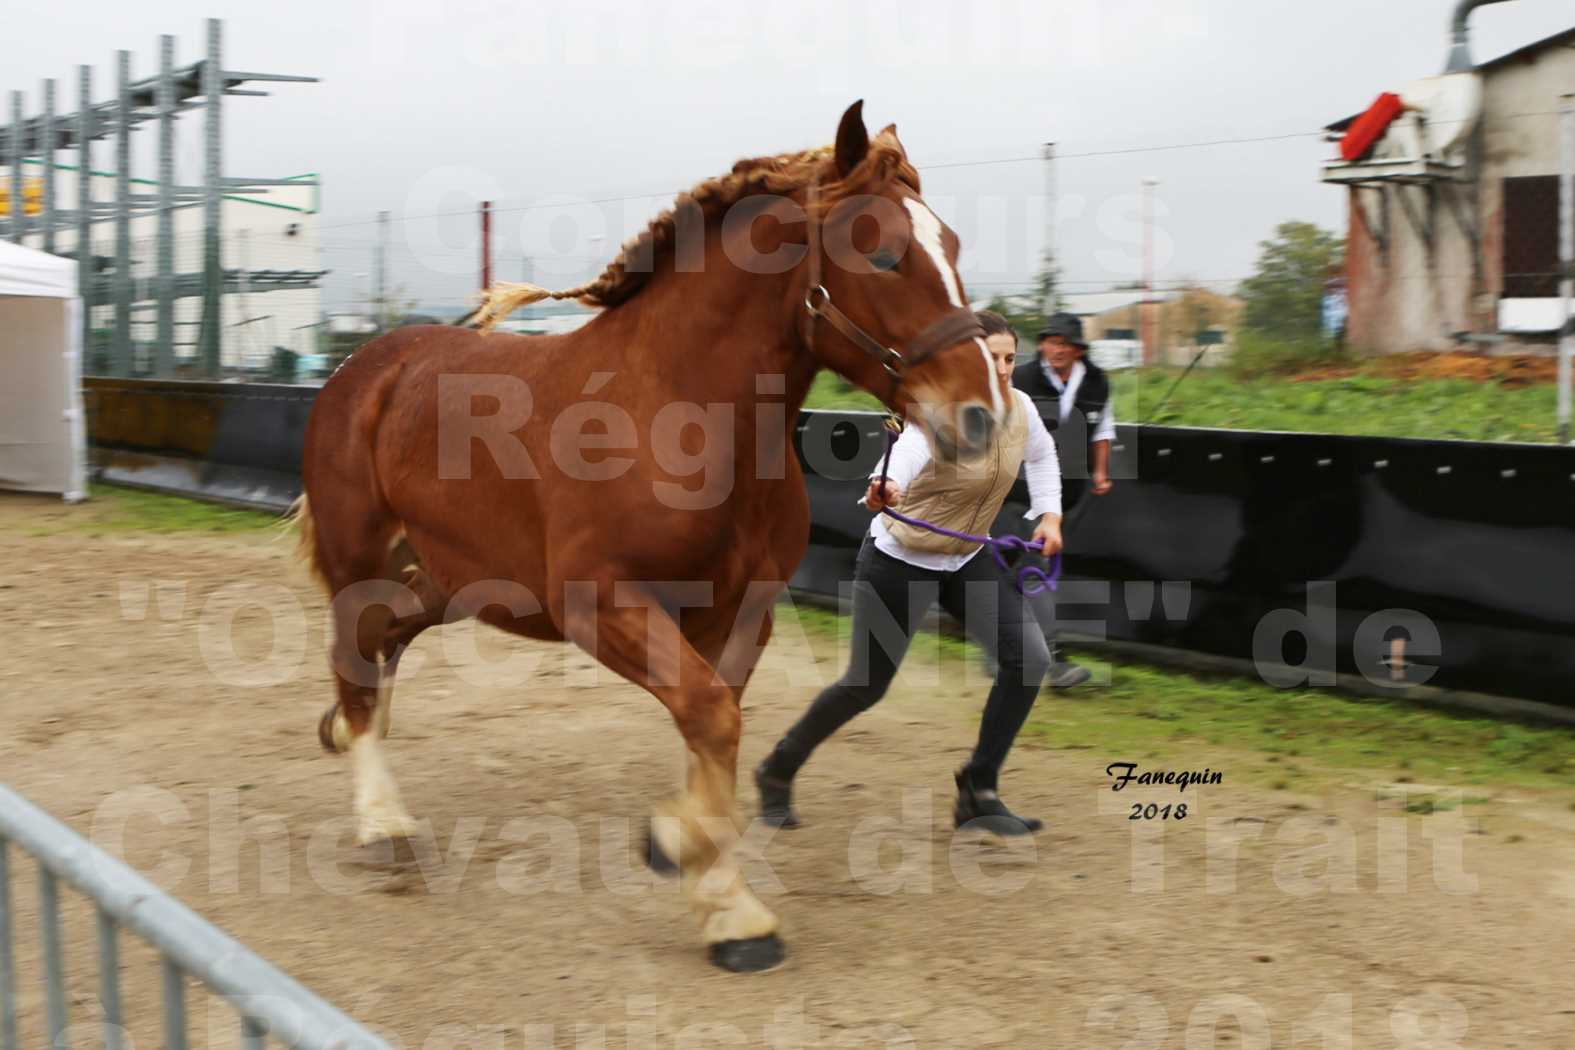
[771,536,1051,790]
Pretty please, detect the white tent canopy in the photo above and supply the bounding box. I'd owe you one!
[0,240,87,501]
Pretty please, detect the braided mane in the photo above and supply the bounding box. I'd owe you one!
[473,130,919,332]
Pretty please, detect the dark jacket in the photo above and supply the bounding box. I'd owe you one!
[1011,358,1111,437]
[1012,357,1112,507]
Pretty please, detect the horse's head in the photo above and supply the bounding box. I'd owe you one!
[802,101,1004,463]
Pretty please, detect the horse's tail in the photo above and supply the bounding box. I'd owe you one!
[468,280,593,334]
[285,494,329,593]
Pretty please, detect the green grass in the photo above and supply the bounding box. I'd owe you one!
[804,371,884,412]
[1024,655,1575,792]
[800,362,1560,444]
[9,484,281,538]
[787,602,1575,794]
[1118,369,1559,443]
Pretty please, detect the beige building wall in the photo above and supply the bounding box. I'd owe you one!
[1086,288,1244,366]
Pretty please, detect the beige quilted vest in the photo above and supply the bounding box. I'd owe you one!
[884,399,1029,556]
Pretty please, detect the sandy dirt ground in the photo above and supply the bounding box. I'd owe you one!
[3,492,1574,1049]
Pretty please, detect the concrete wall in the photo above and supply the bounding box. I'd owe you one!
[1342,38,1572,354]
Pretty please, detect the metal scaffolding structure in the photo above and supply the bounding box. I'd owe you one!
[0,18,323,377]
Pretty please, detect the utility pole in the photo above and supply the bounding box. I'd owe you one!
[480,200,493,291]
[374,209,389,329]
[1041,141,1057,318]
[1141,176,1159,368]
[1559,94,1573,445]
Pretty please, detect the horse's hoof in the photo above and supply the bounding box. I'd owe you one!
[317,706,343,754]
[643,826,679,877]
[709,934,786,973]
[353,834,423,869]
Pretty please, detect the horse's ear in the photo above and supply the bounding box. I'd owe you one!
[834,100,869,177]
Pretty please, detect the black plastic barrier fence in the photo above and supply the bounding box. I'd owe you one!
[85,377,313,509]
[792,411,1575,712]
[82,378,1575,711]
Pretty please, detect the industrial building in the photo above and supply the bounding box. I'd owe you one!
[1322,6,1574,353]
[2,162,322,370]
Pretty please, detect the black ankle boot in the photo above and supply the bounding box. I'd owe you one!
[755,746,803,829]
[953,768,1043,836]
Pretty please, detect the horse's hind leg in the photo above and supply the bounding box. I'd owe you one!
[370,554,450,741]
[318,540,447,748]
[316,536,441,845]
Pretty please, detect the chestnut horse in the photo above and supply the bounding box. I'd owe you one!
[293,102,1003,971]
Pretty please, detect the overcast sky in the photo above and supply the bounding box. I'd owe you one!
[7,0,1572,312]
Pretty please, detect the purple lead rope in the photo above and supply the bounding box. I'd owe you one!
[872,427,1060,596]
[878,506,1061,595]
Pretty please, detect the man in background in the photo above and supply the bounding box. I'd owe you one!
[1011,311,1118,688]
[1013,312,1115,508]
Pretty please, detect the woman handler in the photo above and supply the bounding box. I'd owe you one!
[755,311,1063,836]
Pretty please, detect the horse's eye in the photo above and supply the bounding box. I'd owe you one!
[868,249,900,273]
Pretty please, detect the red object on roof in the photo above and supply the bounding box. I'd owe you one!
[1339,92,1405,162]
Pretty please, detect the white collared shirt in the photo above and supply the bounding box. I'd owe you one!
[1040,359,1118,444]
[869,388,1062,572]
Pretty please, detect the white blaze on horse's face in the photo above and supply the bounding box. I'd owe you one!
[900,197,1004,421]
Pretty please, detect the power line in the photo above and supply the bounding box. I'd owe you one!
[304,125,1340,235]
[305,107,1566,237]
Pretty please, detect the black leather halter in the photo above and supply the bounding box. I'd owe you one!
[801,183,986,397]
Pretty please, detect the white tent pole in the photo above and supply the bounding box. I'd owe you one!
[63,295,87,502]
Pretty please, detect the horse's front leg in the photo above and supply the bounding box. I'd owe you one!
[563,585,783,972]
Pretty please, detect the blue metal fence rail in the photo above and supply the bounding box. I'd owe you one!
[0,784,393,1050]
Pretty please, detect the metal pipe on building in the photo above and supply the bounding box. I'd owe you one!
[1444,0,1514,73]
[41,80,56,254]
[113,50,132,376]
[156,35,176,377]
[200,17,223,376]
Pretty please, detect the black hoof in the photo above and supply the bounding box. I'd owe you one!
[955,813,1043,837]
[643,826,679,877]
[350,835,424,871]
[709,934,786,973]
[317,707,341,754]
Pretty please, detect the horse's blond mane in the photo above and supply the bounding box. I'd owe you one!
[473,132,919,333]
